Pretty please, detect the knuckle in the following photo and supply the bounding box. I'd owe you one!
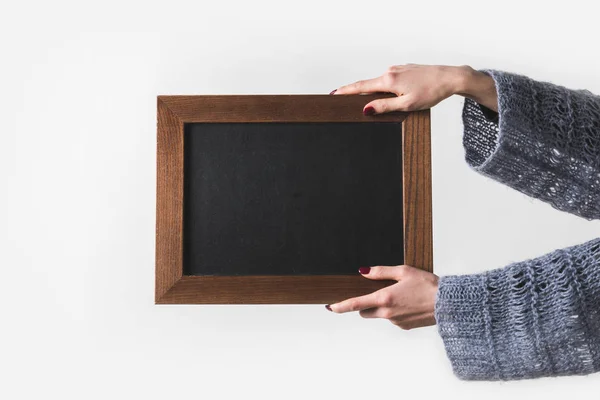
[395,265,408,277]
[403,98,416,110]
[402,264,415,276]
[382,72,396,86]
[385,65,397,75]
[380,308,394,319]
[377,291,394,307]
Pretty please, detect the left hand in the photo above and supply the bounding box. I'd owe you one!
[326,265,440,330]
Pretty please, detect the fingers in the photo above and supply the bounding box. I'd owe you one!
[362,95,416,114]
[326,266,407,314]
[333,76,387,95]
[359,310,434,330]
[329,292,379,314]
[389,314,436,330]
[359,307,391,319]
[360,265,406,281]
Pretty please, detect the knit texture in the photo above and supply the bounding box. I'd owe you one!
[435,70,600,381]
[462,70,600,220]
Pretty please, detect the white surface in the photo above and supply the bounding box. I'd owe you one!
[2,0,600,398]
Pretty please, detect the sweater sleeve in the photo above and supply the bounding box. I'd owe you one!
[435,237,600,381]
[434,71,600,381]
[462,69,600,220]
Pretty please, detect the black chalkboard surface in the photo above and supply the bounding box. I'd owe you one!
[183,122,404,276]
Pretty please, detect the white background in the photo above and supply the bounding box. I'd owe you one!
[2,0,600,398]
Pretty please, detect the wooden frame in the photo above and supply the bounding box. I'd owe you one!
[156,94,432,304]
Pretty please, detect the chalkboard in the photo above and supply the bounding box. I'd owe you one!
[155,95,432,304]
[182,122,404,276]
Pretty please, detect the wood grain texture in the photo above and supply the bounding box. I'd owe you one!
[155,98,184,300]
[158,94,408,123]
[155,95,433,304]
[402,110,434,272]
[158,276,394,304]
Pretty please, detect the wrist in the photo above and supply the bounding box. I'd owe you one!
[454,66,499,112]
[449,65,477,95]
[424,274,440,324]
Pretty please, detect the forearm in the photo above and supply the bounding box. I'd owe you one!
[435,237,600,381]
[457,68,600,220]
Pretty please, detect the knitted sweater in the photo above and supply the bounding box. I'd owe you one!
[434,69,600,381]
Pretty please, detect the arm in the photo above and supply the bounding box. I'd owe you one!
[435,236,600,380]
[333,65,600,220]
[441,69,600,380]
[330,66,600,381]
[459,68,600,220]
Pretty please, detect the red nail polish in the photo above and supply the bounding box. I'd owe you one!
[359,267,371,275]
[363,106,375,116]
[325,304,332,311]
[329,89,337,95]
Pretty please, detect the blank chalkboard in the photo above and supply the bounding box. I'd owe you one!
[155,95,432,304]
[182,122,404,276]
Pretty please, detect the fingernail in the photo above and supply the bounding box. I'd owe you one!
[329,89,337,95]
[359,267,371,275]
[363,106,375,116]
[325,304,332,311]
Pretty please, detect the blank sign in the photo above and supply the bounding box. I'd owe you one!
[155,94,431,304]
[182,122,404,276]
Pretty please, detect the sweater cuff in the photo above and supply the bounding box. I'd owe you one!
[434,273,502,380]
[435,237,600,381]
[461,69,504,171]
[460,69,600,220]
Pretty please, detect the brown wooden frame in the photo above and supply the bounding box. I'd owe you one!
[156,94,432,304]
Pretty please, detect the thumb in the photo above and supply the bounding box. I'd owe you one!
[359,265,403,281]
[364,95,415,115]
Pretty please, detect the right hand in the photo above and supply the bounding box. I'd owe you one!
[331,64,496,115]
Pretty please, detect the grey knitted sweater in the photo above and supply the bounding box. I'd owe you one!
[434,69,600,381]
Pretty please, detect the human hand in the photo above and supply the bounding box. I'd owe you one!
[330,63,497,115]
[326,265,439,330]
